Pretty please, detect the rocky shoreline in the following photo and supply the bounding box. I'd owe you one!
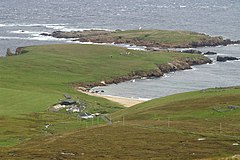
[6,29,236,91]
[53,29,226,90]
[44,30,240,49]
[217,55,239,62]
[75,56,212,90]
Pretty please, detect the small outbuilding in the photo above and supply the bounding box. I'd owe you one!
[59,100,77,105]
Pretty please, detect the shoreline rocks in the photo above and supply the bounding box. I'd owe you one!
[5,47,24,56]
[203,51,217,55]
[40,33,51,36]
[217,56,239,62]
[6,48,13,56]
[75,56,212,89]
[181,49,202,54]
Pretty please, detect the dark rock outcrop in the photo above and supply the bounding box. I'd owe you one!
[217,56,239,62]
[6,48,13,56]
[222,39,240,46]
[5,47,24,56]
[190,36,225,47]
[15,47,23,55]
[51,31,75,38]
[182,49,202,54]
[40,33,51,36]
[204,51,217,55]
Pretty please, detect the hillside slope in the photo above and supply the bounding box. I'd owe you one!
[0,44,210,147]
[1,87,239,159]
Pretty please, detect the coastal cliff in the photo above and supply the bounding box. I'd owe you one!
[76,55,212,89]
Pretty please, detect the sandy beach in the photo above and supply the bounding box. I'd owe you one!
[98,95,146,107]
[78,89,146,107]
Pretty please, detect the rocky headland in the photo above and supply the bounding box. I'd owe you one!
[42,29,224,90]
[45,30,240,48]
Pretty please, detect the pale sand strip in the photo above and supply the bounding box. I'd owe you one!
[78,89,146,107]
[98,95,146,107]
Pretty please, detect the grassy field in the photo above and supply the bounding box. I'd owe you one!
[0,43,239,159]
[0,44,205,147]
[111,30,212,44]
[0,87,239,159]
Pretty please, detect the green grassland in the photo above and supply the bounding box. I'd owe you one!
[0,44,204,115]
[0,43,239,159]
[1,87,239,160]
[111,30,211,44]
[0,44,205,147]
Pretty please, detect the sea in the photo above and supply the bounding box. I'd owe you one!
[0,0,240,99]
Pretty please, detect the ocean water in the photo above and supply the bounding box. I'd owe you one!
[0,0,240,99]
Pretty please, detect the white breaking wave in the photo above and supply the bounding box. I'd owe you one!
[113,43,146,51]
[28,36,72,41]
[138,98,151,101]
[70,41,95,44]
[182,66,198,72]
[225,59,240,63]
[198,6,210,9]
[0,36,25,40]
[2,23,114,33]
[206,62,216,65]
[72,41,147,51]
[10,30,49,36]
[0,35,74,42]
[0,24,16,27]
[45,25,67,30]
[60,27,114,32]
[191,66,198,71]
[217,53,228,56]
[163,74,171,78]
[180,5,187,8]
[0,23,66,28]
[156,5,169,9]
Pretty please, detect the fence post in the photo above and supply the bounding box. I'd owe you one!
[168,117,170,128]
[97,116,99,125]
[219,123,222,134]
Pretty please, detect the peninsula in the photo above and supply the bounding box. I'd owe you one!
[46,29,240,48]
